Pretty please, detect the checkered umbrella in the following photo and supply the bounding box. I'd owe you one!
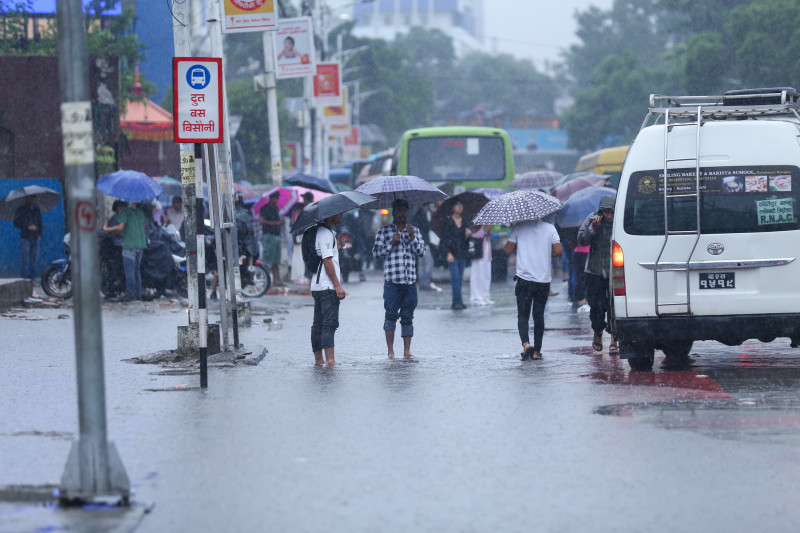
[354,175,448,209]
[509,170,564,190]
[472,187,509,200]
[472,189,561,225]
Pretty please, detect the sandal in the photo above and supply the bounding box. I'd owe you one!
[609,342,619,356]
[592,335,603,352]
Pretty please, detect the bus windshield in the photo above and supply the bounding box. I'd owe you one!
[406,136,507,182]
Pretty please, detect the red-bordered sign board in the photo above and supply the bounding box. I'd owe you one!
[313,63,341,107]
[173,57,224,143]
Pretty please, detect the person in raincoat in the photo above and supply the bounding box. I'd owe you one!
[577,195,618,355]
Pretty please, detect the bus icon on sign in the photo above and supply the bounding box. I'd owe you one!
[186,64,211,90]
[190,68,205,87]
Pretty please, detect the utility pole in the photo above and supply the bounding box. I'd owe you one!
[172,0,210,386]
[262,33,283,185]
[209,0,241,349]
[57,0,129,502]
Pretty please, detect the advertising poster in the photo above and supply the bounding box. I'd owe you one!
[221,0,276,33]
[272,17,316,79]
[313,63,342,107]
[631,166,796,198]
[322,86,349,127]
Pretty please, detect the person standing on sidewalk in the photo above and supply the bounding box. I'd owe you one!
[372,198,427,358]
[104,202,146,301]
[577,195,618,355]
[469,224,493,305]
[13,195,43,280]
[311,213,346,366]
[259,191,285,287]
[409,202,441,292]
[505,217,562,361]
[441,200,472,310]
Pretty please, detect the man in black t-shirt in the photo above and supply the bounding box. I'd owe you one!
[259,191,284,286]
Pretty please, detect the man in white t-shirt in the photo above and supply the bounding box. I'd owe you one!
[505,219,562,361]
[310,212,346,366]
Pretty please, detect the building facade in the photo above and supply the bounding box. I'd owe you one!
[351,0,485,57]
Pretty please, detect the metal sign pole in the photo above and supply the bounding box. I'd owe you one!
[56,0,129,503]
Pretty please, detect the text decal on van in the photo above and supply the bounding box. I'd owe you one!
[757,198,794,225]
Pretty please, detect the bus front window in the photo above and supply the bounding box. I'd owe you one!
[407,136,506,182]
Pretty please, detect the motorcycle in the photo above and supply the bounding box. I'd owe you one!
[141,225,188,299]
[41,232,126,299]
[41,228,188,300]
[202,219,271,298]
[338,213,366,283]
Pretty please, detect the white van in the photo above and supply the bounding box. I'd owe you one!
[611,88,800,370]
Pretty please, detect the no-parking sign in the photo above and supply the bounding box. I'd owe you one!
[173,57,224,143]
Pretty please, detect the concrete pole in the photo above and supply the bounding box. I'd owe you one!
[303,79,313,173]
[56,0,129,502]
[209,0,241,347]
[261,31,283,185]
[171,0,201,337]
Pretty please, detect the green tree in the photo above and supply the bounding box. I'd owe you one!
[727,0,800,88]
[560,54,651,151]
[683,32,728,94]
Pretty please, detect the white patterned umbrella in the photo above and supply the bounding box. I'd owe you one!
[472,189,562,225]
[509,170,563,190]
[354,175,448,209]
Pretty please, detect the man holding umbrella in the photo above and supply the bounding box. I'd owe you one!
[13,195,43,280]
[104,202,147,301]
[292,190,375,366]
[372,198,428,359]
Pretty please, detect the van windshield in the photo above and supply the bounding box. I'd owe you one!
[623,166,800,235]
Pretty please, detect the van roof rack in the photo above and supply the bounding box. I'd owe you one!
[644,87,800,127]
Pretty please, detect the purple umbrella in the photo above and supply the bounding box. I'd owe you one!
[509,170,564,190]
[354,175,448,209]
[551,174,608,202]
[473,189,561,225]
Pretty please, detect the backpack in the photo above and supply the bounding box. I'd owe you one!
[301,222,331,281]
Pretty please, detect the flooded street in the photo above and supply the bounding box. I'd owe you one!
[3,271,800,532]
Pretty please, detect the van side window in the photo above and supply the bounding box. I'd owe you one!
[623,166,800,235]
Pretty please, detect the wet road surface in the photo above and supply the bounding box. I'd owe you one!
[3,270,800,532]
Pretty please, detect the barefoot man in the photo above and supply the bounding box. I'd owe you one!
[372,198,428,358]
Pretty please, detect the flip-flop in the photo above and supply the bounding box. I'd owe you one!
[531,351,543,360]
[522,346,536,361]
[609,343,619,356]
[592,336,603,352]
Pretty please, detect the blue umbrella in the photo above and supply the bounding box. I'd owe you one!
[156,176,182,197]
[97,170,163,202]
[556,186,617,228]
[283,172,338,194]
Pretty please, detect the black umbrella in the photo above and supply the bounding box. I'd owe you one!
[283,172,338,194]
[429,191,489,238]
[290,191,376,235]
[0,185,62,220]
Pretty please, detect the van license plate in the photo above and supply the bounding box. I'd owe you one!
[699,272,735,289]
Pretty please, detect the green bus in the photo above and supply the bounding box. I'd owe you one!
[393,126,515,192]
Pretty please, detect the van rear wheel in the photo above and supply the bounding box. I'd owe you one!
[661,341,693,360]
[621,341,654,371]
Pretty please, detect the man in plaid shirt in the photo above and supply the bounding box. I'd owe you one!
[372,198,427,358]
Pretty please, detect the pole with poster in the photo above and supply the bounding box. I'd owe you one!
[57,0,129,503]
[174,56,223,384]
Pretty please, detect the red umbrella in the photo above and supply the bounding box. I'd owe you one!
[233,182,258,200]
[550,174,608,201]
[252,187,299,217]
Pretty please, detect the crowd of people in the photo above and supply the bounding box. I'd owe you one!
[301,194,620,366]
